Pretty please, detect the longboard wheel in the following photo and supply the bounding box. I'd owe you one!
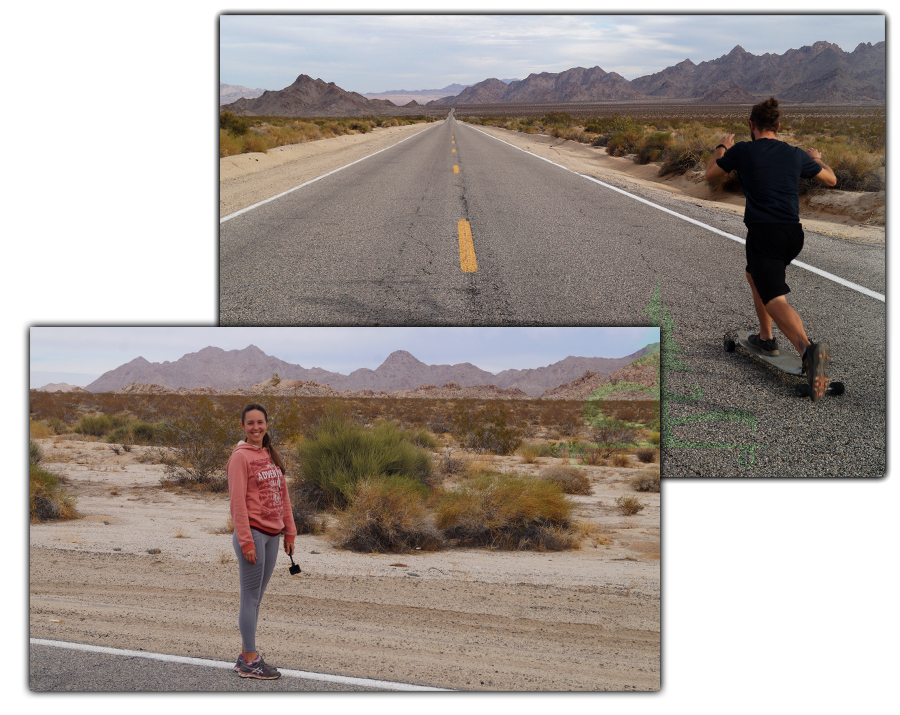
[724,337,736,353]
[828,381,845,396]
[795,384,811,397]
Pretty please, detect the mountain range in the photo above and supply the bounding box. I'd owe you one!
[430,41,884,105]
[81,344,659,396]
[221,40,883,117]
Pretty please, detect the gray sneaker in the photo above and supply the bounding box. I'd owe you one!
[748,333,779,356]
[236,654,282,679]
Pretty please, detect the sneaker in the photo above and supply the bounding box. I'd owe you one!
[748,333,779,356]
[236,654,281,679]
[802,341,831,402]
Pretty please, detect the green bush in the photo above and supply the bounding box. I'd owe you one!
[333,477,443,553]
[435,472,578,550]
[220,110,249,135]
[104,420,164,445]
[297,411,433,509]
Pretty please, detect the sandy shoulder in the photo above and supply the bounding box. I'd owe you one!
[30,438,660,691]
[220,122,440,218]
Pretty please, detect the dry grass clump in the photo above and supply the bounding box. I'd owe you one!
[612,453,632,468]
[631,467,661,493]
[435,473,578,551]
[287,479,326,535]
[332,478,443,553]
[615,495,646,516]
[635,448,659,464]
[436,451,468,479]
[517,442,550,464]
[539,465,592,495]
[211,516,234,535]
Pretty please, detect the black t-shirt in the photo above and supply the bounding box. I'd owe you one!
[716,138,823,224]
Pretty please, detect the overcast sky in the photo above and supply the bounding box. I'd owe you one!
[220,13,885,94]
[30,326,659,388]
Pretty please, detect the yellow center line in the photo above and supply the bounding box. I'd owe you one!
[453,165,459,173]
[457,220,478,273]
[452,148,456,152]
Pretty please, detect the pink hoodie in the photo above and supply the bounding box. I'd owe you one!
[226,442,297,554]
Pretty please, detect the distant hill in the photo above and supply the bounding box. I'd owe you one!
[220,83,266,105]
[222,74,417,117]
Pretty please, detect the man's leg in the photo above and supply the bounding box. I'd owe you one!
[746,271,775,341]
[763,295,810,356]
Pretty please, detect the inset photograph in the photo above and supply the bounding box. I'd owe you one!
[30,326,660,692]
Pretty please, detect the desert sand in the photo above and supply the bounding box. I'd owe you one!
[30,437,660,691]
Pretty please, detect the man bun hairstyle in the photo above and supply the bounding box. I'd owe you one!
[240,403,286,474]
[750,97,781,132]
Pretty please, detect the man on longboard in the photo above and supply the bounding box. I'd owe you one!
[706,98,838,401]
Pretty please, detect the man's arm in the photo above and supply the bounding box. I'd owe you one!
[807,148,837,187]
[705,134,735,181]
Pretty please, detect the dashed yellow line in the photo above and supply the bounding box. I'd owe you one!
[453,165,459,173]
[457,220,478,273]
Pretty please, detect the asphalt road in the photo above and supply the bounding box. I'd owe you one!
[29,641,390,692]
[219,114,885,477]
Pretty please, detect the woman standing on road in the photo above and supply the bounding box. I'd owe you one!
[227,403,296,679]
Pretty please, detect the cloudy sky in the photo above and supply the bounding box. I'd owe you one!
[220,13,885,94]
[29,326,659,388]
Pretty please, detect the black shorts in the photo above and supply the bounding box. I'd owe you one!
[745,223,804,305]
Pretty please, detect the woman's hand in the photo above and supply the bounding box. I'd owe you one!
[244,549,257,564]
[284,542,295,556]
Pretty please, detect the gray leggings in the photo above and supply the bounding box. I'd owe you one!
[233,529,281,653]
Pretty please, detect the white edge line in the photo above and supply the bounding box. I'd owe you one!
[30,638,451,692]
[220,120,443,224]
[470,125,885,303]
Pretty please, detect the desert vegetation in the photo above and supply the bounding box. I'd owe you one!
[220,112,438,157]
[29,390,660,548]
[461,104,885,193]
[29,438,76,522]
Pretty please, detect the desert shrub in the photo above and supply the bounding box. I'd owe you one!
[451,403,524,455]
[517,443,548,464]
[104,420,164,445]
[332,477,443,553]
[612,453,632,468]
[220,110,249,135]
[156,399,234,492]
[540,465,592,495]
[607,129,643,157]
[635,448,659,464]
[30,438,44,466]
[590,425,639,458]
[615,495,646,516]
[74,413,114,437]
[631,467,660,493]
[636,131,673,164]
[396,424,440,450]
[30,464,77,522]
[435,473,578,551]
[297,411,433,509]
[647,430,661,446]
[436,451,467,478]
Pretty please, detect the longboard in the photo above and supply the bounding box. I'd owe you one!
[724,330,844,397]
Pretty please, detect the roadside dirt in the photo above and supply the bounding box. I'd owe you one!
[30,438,660,691]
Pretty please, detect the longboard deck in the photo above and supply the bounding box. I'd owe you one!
[735,330,803,375]
[725,331,845,397]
